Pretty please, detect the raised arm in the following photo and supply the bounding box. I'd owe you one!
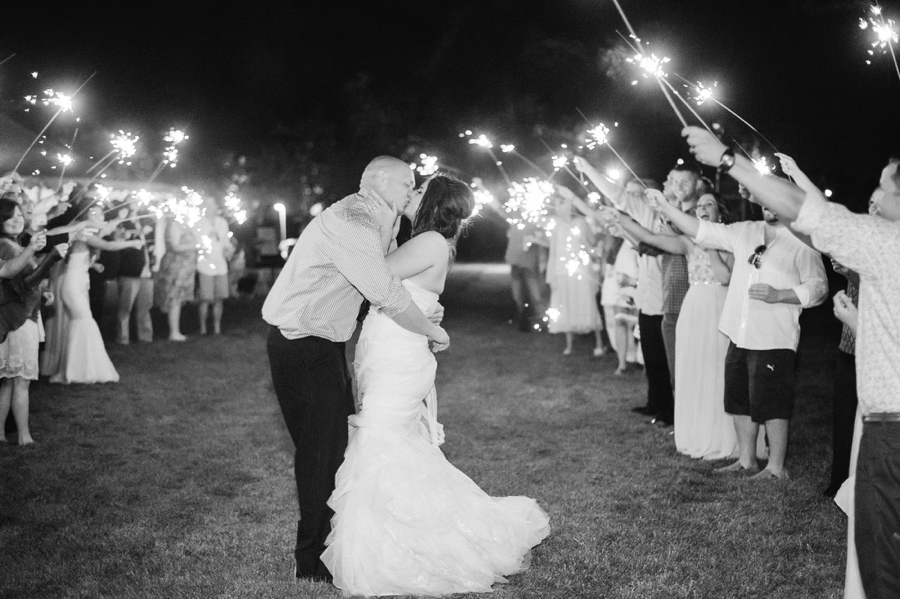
[644,189,702,238]
[0,233,46,278]
[573,157,627,209]
[606,208,691,256]
[683,127,806,222]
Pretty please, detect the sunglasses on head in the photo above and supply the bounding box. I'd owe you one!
[748,244,766,269]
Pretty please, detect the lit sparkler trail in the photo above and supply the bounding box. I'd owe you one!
[538,139,592,192]
[415,154,439,176]
[505,178,554,225]
[752,156,773,177]
[463,131,513,187]
[675,74,780,153]
[576,109,645,188]
[499,143,551,178]
[148,127,190,184]
[14,72,96,174]
[224,191,247,224]
[860,4,900,85]
[611,4,689,130]
[658,77,715,134]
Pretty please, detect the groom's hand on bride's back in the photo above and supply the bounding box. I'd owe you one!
[429,326,450,353]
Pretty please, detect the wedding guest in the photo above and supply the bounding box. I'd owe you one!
[0,199,48,445]
[602,235,640,374]
[506,219,547,332]
[647,185,826,479]
[195,196,233,335]
[606,193,738,459]
[155,217,197,341]
[574,159,673,423]
[544,191,603,356]
[116,204,154,344]
[87,206,122,336]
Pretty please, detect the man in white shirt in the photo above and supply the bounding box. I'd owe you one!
[647,190,826,480]
[683,126,900,597]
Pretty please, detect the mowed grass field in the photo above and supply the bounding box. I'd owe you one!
[0,264,846,599]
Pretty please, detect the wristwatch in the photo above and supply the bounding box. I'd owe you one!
[717,148,736,174]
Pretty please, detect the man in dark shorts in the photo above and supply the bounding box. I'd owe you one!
[655,199,826,479]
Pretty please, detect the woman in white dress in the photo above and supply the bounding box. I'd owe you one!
[606,193,739,460]
[322,175,550,597]
[51,201,142,384]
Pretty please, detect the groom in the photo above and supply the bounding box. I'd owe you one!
[263,156,450,582]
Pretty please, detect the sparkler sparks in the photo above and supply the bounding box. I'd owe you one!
[505,178,554,225]
[585,123,610,149]
[223,192,247,225]
[111,131,139,164]
[860,4,900,83]
[752,156,773,177]
[551,155,570,172]
[470,188,494,217]
[468,134,494,148]
[56,153,73,167]
[627,52,671,82]
[500,144,515,153]
[692,81,717,105]
[415,154,439,176]
[163,128,188,168]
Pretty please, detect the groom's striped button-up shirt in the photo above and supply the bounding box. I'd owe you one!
[262,190,412,342]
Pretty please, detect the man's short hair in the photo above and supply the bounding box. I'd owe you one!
[671,161,703,179]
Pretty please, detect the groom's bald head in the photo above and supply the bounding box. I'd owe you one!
[360,156,415,210]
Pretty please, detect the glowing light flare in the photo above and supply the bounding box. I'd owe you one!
[627,52,671,80]
[468,134,494,149]
[111,130,139,164]
[693,81,718,105]
[500,144,515,153]
[607,168,621,180]
[56,153,73,166]
[752,156,773,177]
[860,5,899,56]
[223,192,247,225]
[416,154,439,176]
[546,308,560,323]
[551,155,569,171]
[505,178,554,224]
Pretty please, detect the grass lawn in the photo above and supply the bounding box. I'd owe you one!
[0,264,846,599]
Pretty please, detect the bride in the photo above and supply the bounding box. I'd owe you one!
[321,175,550,596]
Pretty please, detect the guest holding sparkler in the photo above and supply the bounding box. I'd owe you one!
[505,220,547,332]
[155,216,197,342]
[50,197,142,385]
[195,196,233,336]
[0,198,50,444]
[574,158,674,424]
[116,201,155,344]
[544,189,603,356]
[602,193,739,460]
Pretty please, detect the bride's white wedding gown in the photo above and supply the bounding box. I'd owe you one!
[322,280,550,597]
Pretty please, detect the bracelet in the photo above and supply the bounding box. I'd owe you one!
[717,148,735,174]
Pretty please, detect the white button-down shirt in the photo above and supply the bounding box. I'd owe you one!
[794,194,900,414]
[695,220,827,351]
[611,193,664,315]
[262,190,412,342]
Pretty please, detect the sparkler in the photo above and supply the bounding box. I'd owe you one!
[677,75,780,153]
[505,178,554,225]
[148,127,189,184]
[223,191,247,225]
[576,109,645,188]
[462,131,513,187]
[860,4,900,85]
[14,72,96,174]
[610,1,689,129]
[415,154,439,176]
[751,156,773,177]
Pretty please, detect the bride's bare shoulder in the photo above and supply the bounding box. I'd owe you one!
[402,231,450,259]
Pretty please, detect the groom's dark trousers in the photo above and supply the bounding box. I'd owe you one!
[267,326,355,579]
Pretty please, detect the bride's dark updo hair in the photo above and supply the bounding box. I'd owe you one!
[411,175,474,260]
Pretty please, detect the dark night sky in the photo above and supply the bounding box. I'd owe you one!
[2,0,898,205]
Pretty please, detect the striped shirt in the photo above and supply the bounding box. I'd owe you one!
[262,189,412,342]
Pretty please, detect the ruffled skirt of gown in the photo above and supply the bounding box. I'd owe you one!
[322,281,550,596]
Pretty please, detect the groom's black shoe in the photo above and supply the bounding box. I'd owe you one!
[294,560,333,584]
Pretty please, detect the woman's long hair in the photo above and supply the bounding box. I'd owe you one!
[0,197,22,243]
[411,175,474,262]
